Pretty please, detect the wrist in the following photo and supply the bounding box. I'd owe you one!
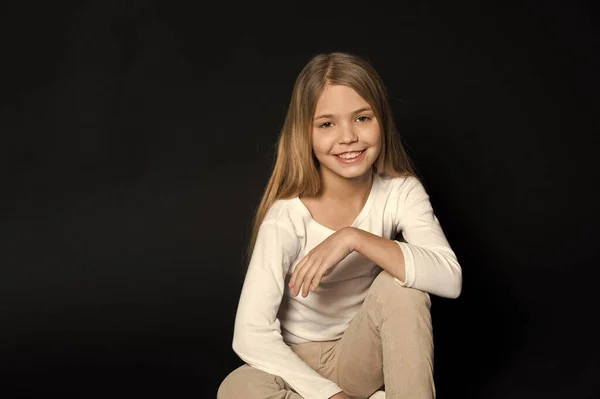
[343,226,362,253]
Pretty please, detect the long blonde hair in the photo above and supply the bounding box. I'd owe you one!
[246,52,418,261]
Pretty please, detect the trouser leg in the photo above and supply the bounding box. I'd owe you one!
[322,270,434,399]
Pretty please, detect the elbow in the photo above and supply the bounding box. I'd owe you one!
[448,278,462,299]
[232,325,252,360]
[232,335,242,357]
[434,254,462,299]
[232,323,274,367]
[447,265,463,299]
[426,247,463,299]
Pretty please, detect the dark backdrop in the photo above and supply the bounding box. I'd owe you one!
[1,1,598,398]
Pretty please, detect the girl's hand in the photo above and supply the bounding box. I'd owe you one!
[288,227,356,297]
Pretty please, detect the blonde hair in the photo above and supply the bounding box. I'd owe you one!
[245,52,418,261]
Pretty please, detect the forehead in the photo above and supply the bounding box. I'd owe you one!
[315,84,370,113]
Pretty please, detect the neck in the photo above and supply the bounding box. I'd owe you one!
[319,169,374,204]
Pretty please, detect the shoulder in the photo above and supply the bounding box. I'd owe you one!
[262,197,310,238]
[377,174,426,201]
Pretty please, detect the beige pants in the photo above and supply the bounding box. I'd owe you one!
[218,271,435,399]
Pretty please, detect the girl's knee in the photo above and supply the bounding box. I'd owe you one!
[217,365,253,399]
[217,364,285,399]
[370,270,431,309]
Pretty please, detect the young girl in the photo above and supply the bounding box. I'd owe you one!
[217,52,462,399]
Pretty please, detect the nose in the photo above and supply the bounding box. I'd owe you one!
[338,122,358,144]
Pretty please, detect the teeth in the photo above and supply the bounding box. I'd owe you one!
[337,151,363,159]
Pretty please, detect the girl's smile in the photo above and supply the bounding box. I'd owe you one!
[334,149,367,164]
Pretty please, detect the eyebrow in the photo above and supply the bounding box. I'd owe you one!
[314,107,373,120]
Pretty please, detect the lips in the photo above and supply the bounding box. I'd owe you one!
[334,149,367,164]
[335,149,366,157]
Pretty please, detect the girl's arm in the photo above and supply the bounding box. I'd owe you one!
[351,176,462,298]
[233,219,344,399]
[349,228,408,282]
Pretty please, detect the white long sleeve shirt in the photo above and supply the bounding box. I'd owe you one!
[232,174,462,399]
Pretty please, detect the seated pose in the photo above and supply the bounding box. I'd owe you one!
[218,52,462,399]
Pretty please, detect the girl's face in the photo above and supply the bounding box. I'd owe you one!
[311,84,382,182]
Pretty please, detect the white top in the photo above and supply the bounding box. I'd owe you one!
[232,173,462,399]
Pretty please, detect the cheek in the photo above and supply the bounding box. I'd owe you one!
[366,127,382,148]
[311,141,323,156]
[374,135,383,151]
[312,135,332,155]
[369,132,383,159]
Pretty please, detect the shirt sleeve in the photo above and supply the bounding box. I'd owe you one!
[232,219,343,399]
[392,177,463,298]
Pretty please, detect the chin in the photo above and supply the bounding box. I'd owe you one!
[339,169,373,180]
[323,161,375,181]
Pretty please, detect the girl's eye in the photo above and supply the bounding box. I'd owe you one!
[357,115,371,122]
[319,122,333,129]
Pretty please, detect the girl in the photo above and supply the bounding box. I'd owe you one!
[217,52,462,399]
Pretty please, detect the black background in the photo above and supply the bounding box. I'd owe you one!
[1,1,599,398]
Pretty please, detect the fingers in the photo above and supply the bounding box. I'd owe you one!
[289,252,336,297]
[301,260,327,297]
[302,266,317,297]
[289,257,323,298]
[289,258,306,297]
[288,258,304,290]
[296,260,314,297]
[311,270,326,291]
[302,268,313,297]
[289,257,310,291]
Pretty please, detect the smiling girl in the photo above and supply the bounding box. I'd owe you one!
[217,52,462,399]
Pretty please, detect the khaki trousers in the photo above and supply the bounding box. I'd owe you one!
[218,271,435,399]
